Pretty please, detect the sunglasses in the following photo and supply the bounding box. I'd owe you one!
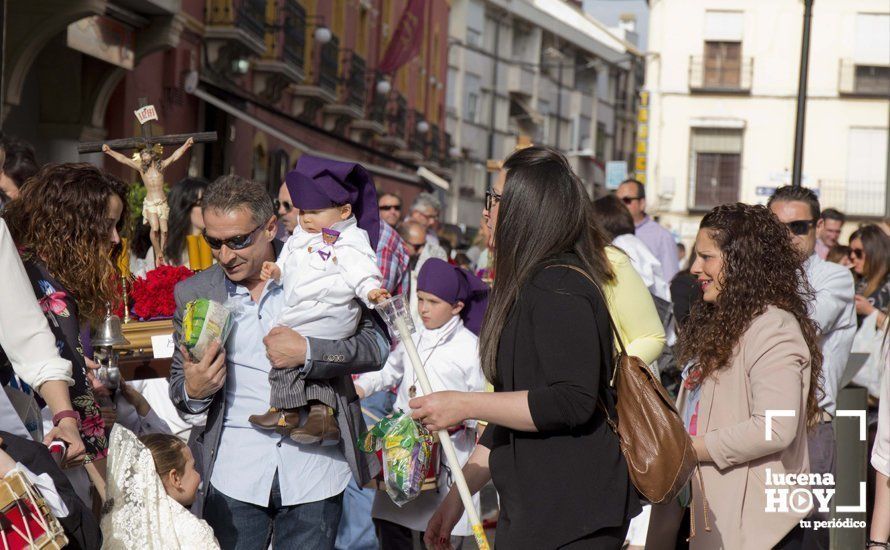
[274,199,294,213]
[379,204,401,212]
[620,196,642,205]
[485,189,502,211]
[202,223,265,251]
[849,248,864,260]
[784,220,816,236]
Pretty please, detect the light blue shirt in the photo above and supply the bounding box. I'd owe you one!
[635,215,679,283]
[200,279,351,506]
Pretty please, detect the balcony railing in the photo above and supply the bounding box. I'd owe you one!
[815,179,887,217]
[688,55,753,93]
[389,95,407,138]
[344,52,367,109]
[412,112,426,154]
[206,0,267,46]
[429,125,441,164]
[282,0,306,69]
[318,35,340,94]
[838,59,890,97]
[367,70,387,124]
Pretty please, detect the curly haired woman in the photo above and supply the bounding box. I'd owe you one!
[3,163,129,467]
[649,203,823,550]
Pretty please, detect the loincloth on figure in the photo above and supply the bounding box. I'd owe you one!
[142,198,170,223]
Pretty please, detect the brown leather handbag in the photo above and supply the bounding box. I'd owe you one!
[551,265,700,504]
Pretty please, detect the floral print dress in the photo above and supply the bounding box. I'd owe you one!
[18,258,108,460]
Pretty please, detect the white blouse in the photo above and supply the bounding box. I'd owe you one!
[0,219,73,389]
[872,348,890,477]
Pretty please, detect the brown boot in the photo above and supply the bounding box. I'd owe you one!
[290,404,340,446]
[249,407,302,433]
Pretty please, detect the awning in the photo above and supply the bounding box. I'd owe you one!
[191,86,431,186]
[417,166,450,191]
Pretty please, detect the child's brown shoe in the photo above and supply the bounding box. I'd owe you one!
[290,404,340,446]
[249,407,301,433]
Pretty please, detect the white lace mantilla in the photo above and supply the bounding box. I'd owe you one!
[100,426,219,549]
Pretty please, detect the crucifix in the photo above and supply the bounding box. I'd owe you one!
[78,98,217,265]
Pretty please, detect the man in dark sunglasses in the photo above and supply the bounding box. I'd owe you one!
[276,181,300,236]
[768,185,856,549]
[615,179,679,283]
[377,192,402,228]
[167,174,389,547]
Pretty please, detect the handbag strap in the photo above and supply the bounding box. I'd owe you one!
[545,264,628,357]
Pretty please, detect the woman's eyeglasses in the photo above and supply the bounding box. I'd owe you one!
[849,248,864,260]
[784,220,816,236]
[274,199,294,213]
[379,204,401,212]
[202,223,264,250]
[485,189,502,211]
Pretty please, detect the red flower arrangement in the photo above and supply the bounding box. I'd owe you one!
[128,265,194,320]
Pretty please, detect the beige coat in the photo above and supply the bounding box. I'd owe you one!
[683,306,812,550]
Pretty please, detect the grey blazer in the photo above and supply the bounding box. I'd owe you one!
[168,241,388,516]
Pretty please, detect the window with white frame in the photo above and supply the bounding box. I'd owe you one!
[466,1,484,48]
[689,128,743,210]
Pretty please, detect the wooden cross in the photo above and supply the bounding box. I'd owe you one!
[77,97,217,154]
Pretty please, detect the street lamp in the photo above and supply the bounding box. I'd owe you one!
[376,79,392,95]
[416,120,430,134]
[791,0,814,188]
[314,26,332,44]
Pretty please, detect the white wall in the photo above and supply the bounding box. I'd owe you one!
[645,0,889,233]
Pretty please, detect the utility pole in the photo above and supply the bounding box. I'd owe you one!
[791,0,814,188]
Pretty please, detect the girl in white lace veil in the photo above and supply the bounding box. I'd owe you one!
[100,425,219,549]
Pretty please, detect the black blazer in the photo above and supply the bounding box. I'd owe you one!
[0,431,101,549]
[479,255,640,549]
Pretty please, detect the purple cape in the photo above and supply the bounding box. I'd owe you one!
[416,258,489,335]
[286,155,381,249]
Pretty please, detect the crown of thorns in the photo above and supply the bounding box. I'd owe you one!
[139,143,164,156]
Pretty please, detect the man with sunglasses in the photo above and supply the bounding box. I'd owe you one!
[275,181,300,236]
[377,192,402,228]
[615,179,679,283]
[768,185,856,550]
[168,175,389,550]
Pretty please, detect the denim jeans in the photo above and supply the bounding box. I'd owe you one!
[334,390,397,550]
[205,472,343,550]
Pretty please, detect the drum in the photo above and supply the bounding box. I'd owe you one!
[0,469,68,550]
[374,433,442,493]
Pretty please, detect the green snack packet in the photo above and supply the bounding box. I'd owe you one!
[183,299,234,361]
[357,411,434,507]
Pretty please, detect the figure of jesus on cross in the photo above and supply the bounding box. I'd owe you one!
[101,138,193,265]
[80,98,217,266]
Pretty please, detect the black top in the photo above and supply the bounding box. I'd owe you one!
[670,269,702,328]
[479,254,640,549]
[0,431,102,549]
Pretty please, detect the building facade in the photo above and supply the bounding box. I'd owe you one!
[644,0,890,244]
[445,0,642,228]
[1,0,452,204]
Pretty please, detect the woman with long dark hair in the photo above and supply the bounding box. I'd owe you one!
[162,177,208,267]
[849,224,890,326]
[412,146,641,549]
[651,203,823,549]
[3,163,129,465]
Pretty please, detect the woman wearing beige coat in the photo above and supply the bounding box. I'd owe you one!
[649,204,824,550]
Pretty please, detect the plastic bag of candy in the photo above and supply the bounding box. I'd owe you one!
[182,299,234,362]
[358,411,434,506]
